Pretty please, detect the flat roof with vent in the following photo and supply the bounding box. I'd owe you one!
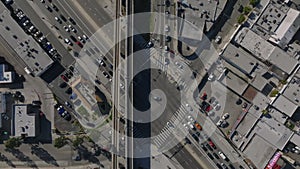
[0,64,13,83]
[13,104,36,137]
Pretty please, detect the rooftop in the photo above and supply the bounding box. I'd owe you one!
[13,104,37,137]
[221,44,261,75]
[235,28,299,75]
[290,133,300,147]
[0,4,53,76]
[269,8,300,48]
[243,134,277,169]
[282,74,300,106]
[256,3,286,33]
[0,64,13,83]
[272,94,298,117]
[219,69,248,95]
[235,28,275,60]
[268,47,298,75]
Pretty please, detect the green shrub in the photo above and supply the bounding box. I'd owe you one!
[243,6,252,15]
[250,0,260,6]
[237,14,246,24]
[54,136,67,148]
[5,137,22,149]
[270,90,279,97]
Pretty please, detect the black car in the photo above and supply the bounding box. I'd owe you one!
[200,144,207,152]
[50,3,58,11]
[213,153,220,159]
[68,17,76,25]
[109,71,113,76]
[65,87,72,94]
[165,0,170,7]
[70,35,77,42]
[207,153,214,160]
[165,36,171,42]
[205,143,213,151]
[60,14,67,22]
[228,164,235,169]
[242,102,248,108]
[192,134,199,142]
[45,5,52,12]
[216,163,223,169]
[209,97,216,104]
[59,82,67,88]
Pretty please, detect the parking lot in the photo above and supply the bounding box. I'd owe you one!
[195,73,250,135]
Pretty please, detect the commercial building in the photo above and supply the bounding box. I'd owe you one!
[12,104,40,137]
[234,28,298,76]
[0,3,53,76]
[272,94,298,118]
[269,8,300,48]
[0,64,14,83]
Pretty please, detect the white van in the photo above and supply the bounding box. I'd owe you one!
[218,151,227,160]
[24,67,32,75]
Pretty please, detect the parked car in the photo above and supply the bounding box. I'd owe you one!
[207,152,214,160]
[194,122,202,130]
[68,24,76,32]
[61,74,69,82]
[215,36,222,44]
[68,17,76,25]
[222,113,229,120]
[60,14,67,22]
[213,152,220,159]
[45,5,52,12]
[64,38,72,45]
[208,140,216,149]
[201,144,208,151]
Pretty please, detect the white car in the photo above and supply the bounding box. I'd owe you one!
[54,17,62,23]
[187,121,194,129]
[78,36,85,43]
[120,83,124,89]
[82,34,88,40]
[64,38,72,45]
[187,115,194,122]
[222,113,229,120]
[68,25,76,32]
[153,96,161,101]
[63,26,70,32]
[183,123,189,129]
[215,36,222,44]
[165,25,169,32]
[216,119,223,127]
[185,103,193,111]
[208,74,214,81]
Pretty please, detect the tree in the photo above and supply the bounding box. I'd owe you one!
[262,109,268,115]
[250,0,260,7]
[5,137,22,149]
[54,136,67,148]
[237,14,246,24]
[243,6,252,15]
[270,89,279,97]
[72,136,84,148]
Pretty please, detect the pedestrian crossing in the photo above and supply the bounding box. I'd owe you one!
[152,104,191,150]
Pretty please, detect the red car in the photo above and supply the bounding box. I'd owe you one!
[205,105,213,112]
[208,140,216,149]
[201,92,207,100]
[76,41,83,48]
[61,74,69,82]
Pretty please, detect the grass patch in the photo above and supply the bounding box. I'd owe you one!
[237,14,246,24]
[77,106,90,118]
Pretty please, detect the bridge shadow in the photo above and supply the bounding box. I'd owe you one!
[0,153,16,168]
[30,145,59,167]
[5,148,38,168]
